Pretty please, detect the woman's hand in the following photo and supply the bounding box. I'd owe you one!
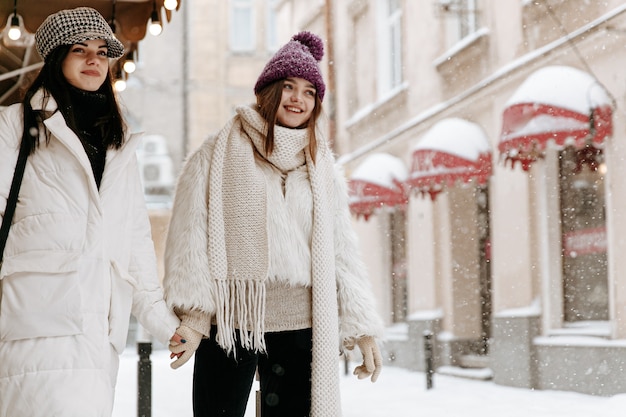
[170,332,185,345]
[169,325,203,369]
[347,336,383,382]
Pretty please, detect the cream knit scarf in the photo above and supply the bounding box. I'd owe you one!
[208,104,340,416]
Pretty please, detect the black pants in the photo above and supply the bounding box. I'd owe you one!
[193,326,312,417]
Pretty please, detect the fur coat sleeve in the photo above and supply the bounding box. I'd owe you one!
[332,164,386,344]
[163,137,217,335]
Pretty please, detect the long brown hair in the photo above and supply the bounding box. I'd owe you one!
[255,79,323,163]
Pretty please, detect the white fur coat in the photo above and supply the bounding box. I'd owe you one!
[164,129,384,416]
[164,135,384,344]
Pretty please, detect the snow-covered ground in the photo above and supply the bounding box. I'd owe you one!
[113,347,626,417]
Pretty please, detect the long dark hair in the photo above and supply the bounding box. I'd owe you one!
[21,44,126,155]
[255,79,323,163]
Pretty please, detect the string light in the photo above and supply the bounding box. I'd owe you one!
[114,67,127,92]
[123,50,136,74]
[114,77,127,92]
[8,15,21,40]
[8,0,21,41]
[149,1,162,36]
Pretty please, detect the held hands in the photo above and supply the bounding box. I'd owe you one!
[169,325,202,369]
[347,335,382,382]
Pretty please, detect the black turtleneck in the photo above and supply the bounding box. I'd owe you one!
[66,85,108,189]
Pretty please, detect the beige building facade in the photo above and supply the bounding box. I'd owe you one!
[181,0,285,153]
[273,0,626,396]
[121,0,284,167]
[108,0,626,395]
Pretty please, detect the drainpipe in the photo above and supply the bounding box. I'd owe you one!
[336,3,626,166]
[181,0,190,161]
[324,0,337,152]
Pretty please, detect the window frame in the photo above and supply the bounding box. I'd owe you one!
[265,0,279,52]
[229,0,256,53]
[441,0,480,50]
[376,0,404,98]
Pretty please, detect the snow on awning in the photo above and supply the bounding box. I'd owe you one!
[349,153,408,219]
[407,118,492,200]
[499,65,613,171]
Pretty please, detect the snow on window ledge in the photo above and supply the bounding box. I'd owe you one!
[547,320,611,338]
[385,322,409,341]
[433,27,491,70]
[345,82,409,128]
[535,320,621,346]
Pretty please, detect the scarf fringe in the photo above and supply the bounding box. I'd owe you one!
[214,279,267,354]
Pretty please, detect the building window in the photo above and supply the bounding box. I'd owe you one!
[230,0,255,52]
[440,0,479,48]
[377,0,403,97]
[559,147,608,322]
[266,0,279,51]
[350,6,375,111]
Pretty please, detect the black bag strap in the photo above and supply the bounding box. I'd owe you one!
[0,137,29,268]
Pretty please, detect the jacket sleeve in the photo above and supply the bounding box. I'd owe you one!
[162,138,217,336]
[127,154,180,345]
[0,106,22,223]
[332,163,385,345]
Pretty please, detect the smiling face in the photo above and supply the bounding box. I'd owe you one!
[61,39,109,91]
[276,77,316,128]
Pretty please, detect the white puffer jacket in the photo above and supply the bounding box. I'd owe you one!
[0,91,179,417]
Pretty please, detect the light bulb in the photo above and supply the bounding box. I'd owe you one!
[8,26,21,40]
[8,15,21,40]
[114,79,127,92]
[123,51,136,73]
[149,10,162,36]
[123,60,136,74]
[149,20,162,36]
[164,0,178,10]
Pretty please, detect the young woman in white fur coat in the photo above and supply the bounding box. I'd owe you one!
[163,31,384,417]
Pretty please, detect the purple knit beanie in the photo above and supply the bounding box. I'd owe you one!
[254,31,326,101]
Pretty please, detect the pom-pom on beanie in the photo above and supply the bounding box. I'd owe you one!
[35,7,124,61]
[254,31,326,101]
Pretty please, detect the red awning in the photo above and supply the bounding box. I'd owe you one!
[349,153,408,219]
[407,118,492,200]
[499,66,613,171]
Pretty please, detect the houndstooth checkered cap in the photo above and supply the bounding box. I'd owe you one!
[35,7,124,61]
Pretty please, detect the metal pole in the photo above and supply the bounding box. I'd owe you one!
[324,0,337,152]
[256,369,261,417]
[424,331,434,390]
[137,341,152,417]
